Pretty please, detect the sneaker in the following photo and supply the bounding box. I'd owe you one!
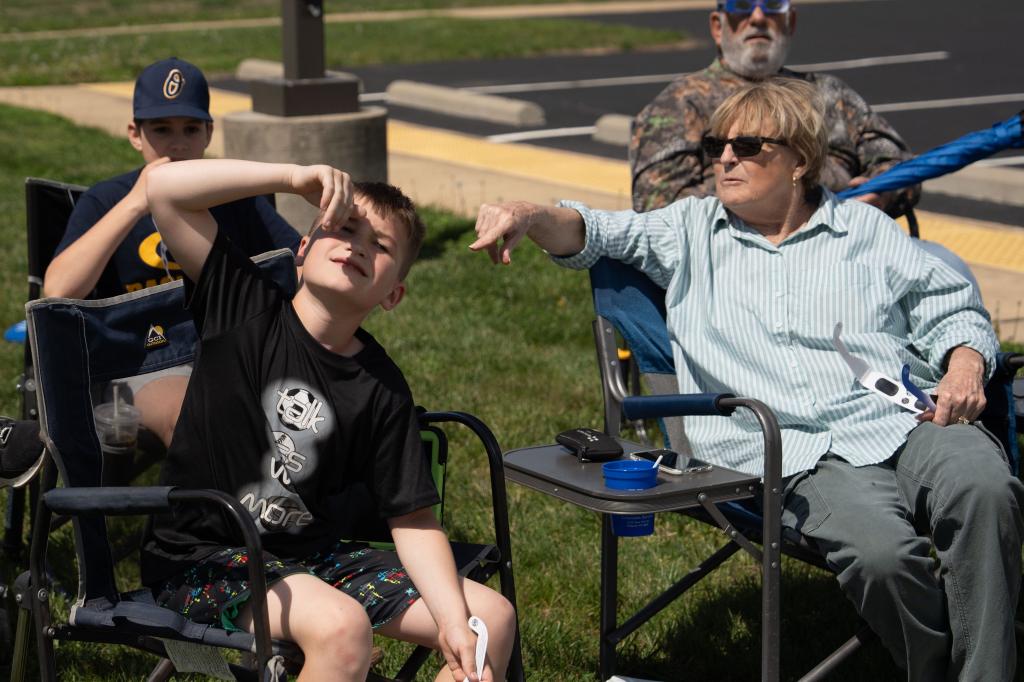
[0,417,44,488]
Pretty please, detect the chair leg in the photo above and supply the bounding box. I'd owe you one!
[9,585,32,682]
[145,658,175,682]
[797,625,875,682]
[28,461,57,682]
[2,487,26,560]
[599,514,619,681]
[507,627,526,682]
[392,644,433,681]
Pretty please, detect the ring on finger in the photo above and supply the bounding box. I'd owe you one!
[956,416,971,425]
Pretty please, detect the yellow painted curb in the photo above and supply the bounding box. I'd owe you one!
[903,210,1024,273]
[387,119,630,195]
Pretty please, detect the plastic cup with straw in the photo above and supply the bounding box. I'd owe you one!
[94,382,140,456]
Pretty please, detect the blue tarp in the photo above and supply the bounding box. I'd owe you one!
[838,112,1024,199]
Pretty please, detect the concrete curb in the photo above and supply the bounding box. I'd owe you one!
[594,113,633,146]
[385,80,545,127]
[235,58,350,82]
[925,165,1024,208]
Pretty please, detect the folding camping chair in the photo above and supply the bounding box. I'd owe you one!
[12,249,523,681]
[589,254,1023,680]
[0,178,86,671]
[1,178,85,566]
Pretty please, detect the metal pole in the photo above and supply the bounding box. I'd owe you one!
[251,0,359,116]
[281,0,325,79]
[599,515,618,681]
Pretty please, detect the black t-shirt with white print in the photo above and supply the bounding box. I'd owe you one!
[140,232,439,587]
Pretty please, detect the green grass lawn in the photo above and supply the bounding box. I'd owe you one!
[0,107,1021,680]
[0,17,684,86]
[2,0,661,34]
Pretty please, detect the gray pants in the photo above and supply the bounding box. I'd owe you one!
[782,422,1024,681]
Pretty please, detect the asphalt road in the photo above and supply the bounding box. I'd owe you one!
[215,0,1024,224]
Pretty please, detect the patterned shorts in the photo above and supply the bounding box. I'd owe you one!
[153,540,421,632]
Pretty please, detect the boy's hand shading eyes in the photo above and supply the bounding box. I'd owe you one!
[289,164,363,230]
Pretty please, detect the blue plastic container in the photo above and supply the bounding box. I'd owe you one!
[602,459,658,536]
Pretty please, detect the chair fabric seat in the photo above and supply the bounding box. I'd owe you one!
[70,589,301,659]
[64,540,500,663]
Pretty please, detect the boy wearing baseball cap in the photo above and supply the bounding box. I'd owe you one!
[43,57,300,448]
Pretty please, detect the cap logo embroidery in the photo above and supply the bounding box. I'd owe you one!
[163,69,185,99]
[145,324,169,350]
[0,425,11,445]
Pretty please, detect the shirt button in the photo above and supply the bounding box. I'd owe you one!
[789,360,798,369]
[775,291,784,298]
[774,322,783,330]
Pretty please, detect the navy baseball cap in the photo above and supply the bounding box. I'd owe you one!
[133,57,212,121]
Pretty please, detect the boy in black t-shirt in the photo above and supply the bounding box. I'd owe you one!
[143,159,514,681]
[45,58,299,448]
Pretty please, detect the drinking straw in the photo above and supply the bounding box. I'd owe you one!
[112,383,122,444]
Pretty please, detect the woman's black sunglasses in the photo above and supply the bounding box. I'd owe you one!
[701,135,787,159]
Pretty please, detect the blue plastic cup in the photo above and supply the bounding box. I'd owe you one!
[602,459,658,536]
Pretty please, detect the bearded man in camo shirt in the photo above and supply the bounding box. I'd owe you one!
[630,0,919,214]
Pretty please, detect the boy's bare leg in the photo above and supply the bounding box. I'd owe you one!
[133,375,188,447]
[376,578,517,681]
[236,573,374,681]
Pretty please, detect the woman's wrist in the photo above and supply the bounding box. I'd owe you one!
[946,346,985,377]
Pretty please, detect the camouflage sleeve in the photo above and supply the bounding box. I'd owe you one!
[818,73,921,212]
[629,87,712,213]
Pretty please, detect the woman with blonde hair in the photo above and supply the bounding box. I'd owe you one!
[472,77,1022,681]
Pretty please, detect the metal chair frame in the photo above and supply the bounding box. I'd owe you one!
[12,253,524,681]
[588,254,1022,681]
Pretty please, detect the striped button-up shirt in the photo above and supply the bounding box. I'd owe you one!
[555,190,997,478]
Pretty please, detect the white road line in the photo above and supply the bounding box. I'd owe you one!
[468,51,949,94]
[468,73,679,94]
[487,126,597,143]
[873,93,1024,113]
[484,93,1024,145]
[787,50,950,72]
[360,51,950,101]
[974,155,1024,168]
[366,50,1016,127]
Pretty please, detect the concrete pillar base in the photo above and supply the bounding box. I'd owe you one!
[222,107,387,231]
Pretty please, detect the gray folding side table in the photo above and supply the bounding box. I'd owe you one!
[504,439,775,681]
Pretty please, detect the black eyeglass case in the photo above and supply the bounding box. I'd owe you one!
[555,427,623,462]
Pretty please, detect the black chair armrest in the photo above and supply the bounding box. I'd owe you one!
[999,351,1023,373]
[43,485,275,673]
[419,411,511,557]
[621,393,737,419]
[44,486,174,516]
[418,411,520,647]
[164,488,274,671]
[606,392,784,675]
